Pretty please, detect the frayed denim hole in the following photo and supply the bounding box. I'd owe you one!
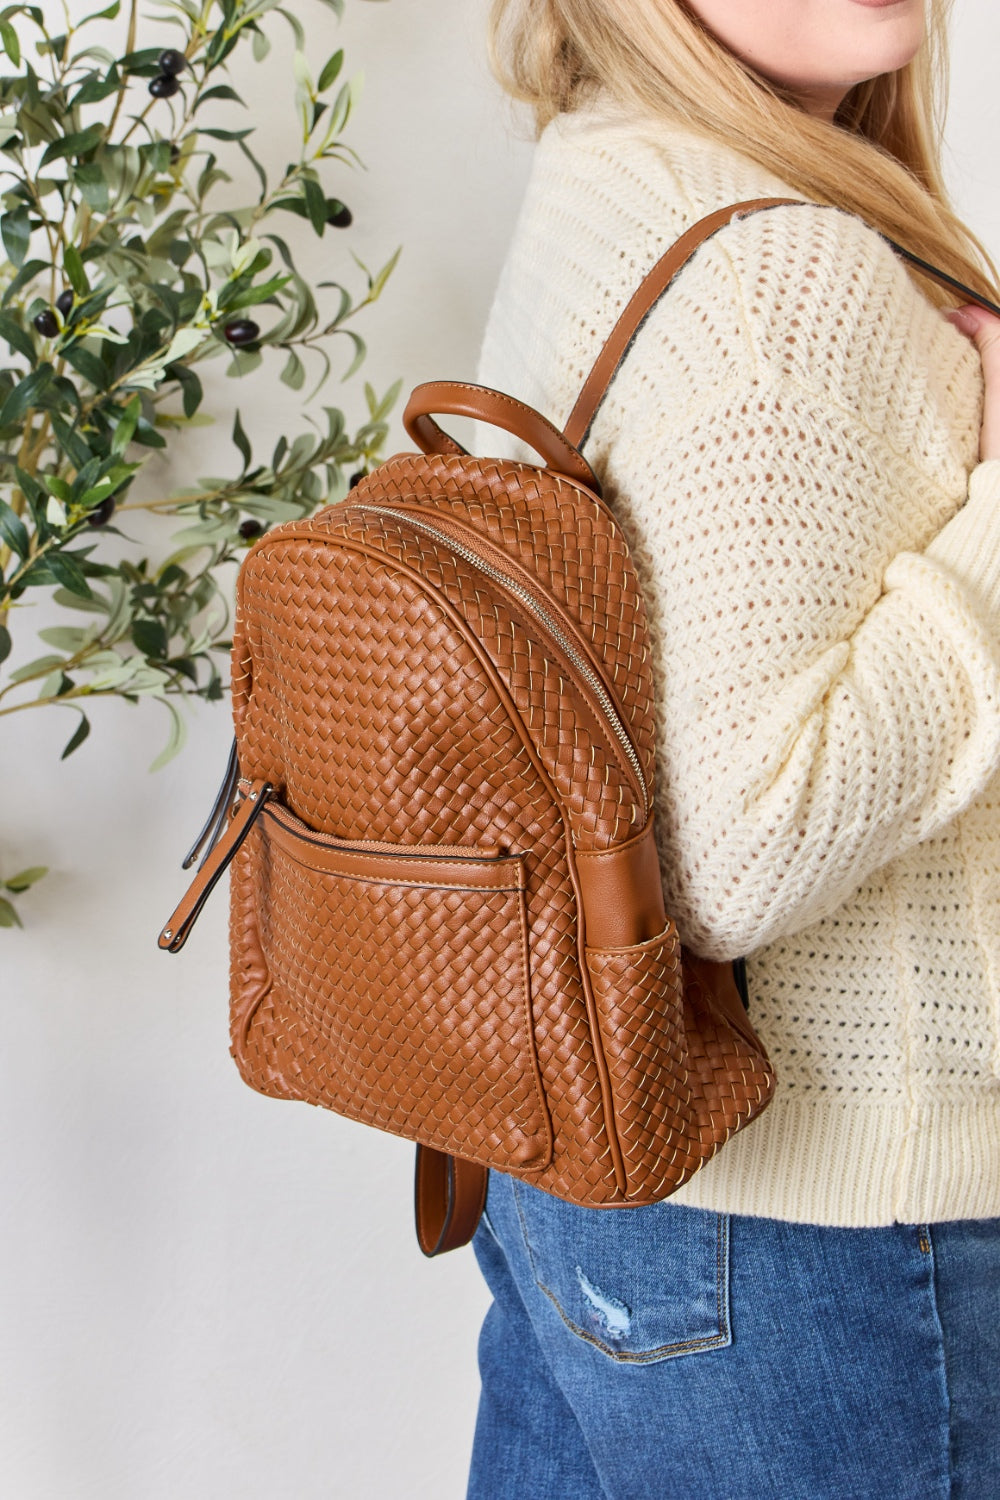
[575,1266,632,1341]
[509,1179,734,1363]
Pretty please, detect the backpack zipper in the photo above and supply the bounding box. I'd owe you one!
[235,786,509,861]
[354,503,649,824]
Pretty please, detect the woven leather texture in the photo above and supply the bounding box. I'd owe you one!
[358,453,659,798]
[586,932,773,1200]
[230,804,551,1168]
[227,446,775,1207]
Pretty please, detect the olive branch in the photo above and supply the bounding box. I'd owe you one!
[0,0,399,925]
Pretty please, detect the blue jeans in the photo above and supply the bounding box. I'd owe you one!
[468,1170,1000,1499]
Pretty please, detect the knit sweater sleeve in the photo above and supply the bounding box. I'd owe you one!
[592,204,1000,961]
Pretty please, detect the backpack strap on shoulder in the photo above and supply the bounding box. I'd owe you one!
[403,197,1000,1259]
[406,197,1000,494]
[563,196,802,449]
[563,194,1000,452]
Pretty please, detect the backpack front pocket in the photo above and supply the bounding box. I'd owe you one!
[230,800,552,1173]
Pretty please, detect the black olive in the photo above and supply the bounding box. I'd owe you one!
[326,202,353,229]
[55,289,74,317]
[349,470,366,489]
[149,74,180,99]
[223,319,260,347]
[86,496,116,527]
[169,142,181,164]
[238,518,264,540]
[158,49,187,76]
[33,309,59,338]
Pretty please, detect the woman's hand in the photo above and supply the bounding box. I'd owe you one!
[945,304,1000,462]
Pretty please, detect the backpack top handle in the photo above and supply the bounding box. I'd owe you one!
[403,379,602,491]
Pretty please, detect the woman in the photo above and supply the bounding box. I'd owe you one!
[467,2,1000,1496]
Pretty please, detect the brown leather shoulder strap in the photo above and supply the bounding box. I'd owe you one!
[562,197,800,448]
[563,195,1000,452]
[414,1146,488,1256]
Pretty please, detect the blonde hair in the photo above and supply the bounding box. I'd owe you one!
[488,0,999,309]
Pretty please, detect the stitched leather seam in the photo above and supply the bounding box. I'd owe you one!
[257,868,521,894]
[259,818,525,888]
[566,833,629,1195]
[261,803,502,861]
[575,827,654,869]
[584,926,676,960]
[515,883,555,1167]
[512,882,560,1164]
[425,381,585,459]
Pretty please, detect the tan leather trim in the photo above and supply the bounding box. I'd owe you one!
[261,803,526,891]
[159,779,271,952]
[564,821,630,1196]
[404,380,600,491]
[575,819,667,949]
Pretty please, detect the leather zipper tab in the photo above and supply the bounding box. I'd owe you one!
[159,780,272,953]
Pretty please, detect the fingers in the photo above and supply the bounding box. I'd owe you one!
[945,305,1000,462]
[945,304,1000,360]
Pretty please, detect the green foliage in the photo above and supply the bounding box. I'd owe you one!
[0,860,46,925]
[0,0,399,914]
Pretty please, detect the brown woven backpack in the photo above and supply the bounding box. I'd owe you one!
[161,196,893,1255]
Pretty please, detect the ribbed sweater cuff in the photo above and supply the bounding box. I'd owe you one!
[925,460,1000,627]
[668,1098,1000,1226]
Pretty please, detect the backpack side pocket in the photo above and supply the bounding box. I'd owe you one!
[585,928,771,1200]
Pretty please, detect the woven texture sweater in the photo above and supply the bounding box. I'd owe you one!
[475,99,1000,1226]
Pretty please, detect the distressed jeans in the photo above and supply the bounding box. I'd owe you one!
[467,1170,1000,1499]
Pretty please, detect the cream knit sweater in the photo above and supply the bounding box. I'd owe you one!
[476,99,1000,1226]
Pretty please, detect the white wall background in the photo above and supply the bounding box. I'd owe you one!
[1,3,997,1497]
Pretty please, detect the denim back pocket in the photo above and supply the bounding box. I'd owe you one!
[510,1178,731,1364]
